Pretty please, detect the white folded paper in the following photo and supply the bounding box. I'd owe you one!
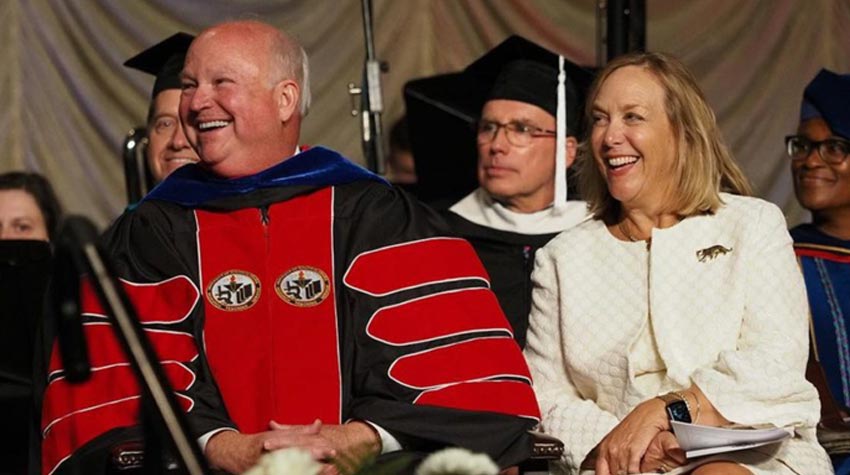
[671,421,793,458]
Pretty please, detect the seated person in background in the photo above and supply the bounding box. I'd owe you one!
[386,116,418,189]
[524,52,831,474]
[124,32,200,183]
[41,20,538,475]
[0,171,63,241]
[788,68,850,474]
[443,37,592,347]
[0,172,61,474]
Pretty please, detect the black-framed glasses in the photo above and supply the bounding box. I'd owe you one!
[476,120,556,148]
[785,135,850,164]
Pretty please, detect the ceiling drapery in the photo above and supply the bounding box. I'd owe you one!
[0,0,847,228]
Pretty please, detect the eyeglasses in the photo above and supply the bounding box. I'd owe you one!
[785,135,850,164]
[476,120,556,148]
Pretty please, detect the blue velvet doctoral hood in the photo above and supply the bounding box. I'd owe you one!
[143,146,388,207]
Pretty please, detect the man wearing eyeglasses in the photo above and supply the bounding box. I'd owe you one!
[124,33,201,189]
[788,68,850,475]
[443,37,593,348]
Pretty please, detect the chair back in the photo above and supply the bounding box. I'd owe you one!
[807,319,850,455]
[0,240,52,475]
[122,127,152,205]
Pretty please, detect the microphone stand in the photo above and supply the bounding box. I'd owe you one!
[54,216,209,475]
[349,0,387,174]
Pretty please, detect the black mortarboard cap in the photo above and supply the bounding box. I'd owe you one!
[124,32,194,98]
[403,35,594,207]
[464,36,593,134]
[800,68,850,139]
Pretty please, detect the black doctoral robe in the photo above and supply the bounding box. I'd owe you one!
[40,147,538,475]
[442,212,558,349]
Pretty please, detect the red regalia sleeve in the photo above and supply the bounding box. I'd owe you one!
[341,213,540,467]
[41,276,200,475]
[347,237,540,420]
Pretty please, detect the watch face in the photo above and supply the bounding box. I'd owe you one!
[666,400,692,423]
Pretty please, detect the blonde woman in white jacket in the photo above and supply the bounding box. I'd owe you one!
[524,52,832,475]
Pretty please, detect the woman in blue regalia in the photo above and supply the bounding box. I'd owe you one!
[789,68,850,475]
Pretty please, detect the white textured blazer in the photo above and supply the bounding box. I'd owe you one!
[524,194,831,474]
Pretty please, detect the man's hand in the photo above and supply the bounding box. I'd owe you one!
[205,420,335,474]
[205,420,382,474]
[267,421,381,473]
[639,431,686,474]
[204,431,267,474]
[594,398,669,475]
[264,419,337,459]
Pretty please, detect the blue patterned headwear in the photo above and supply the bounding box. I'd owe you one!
[800,68,850,139]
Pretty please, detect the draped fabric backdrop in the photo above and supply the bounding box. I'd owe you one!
[0,0,847,228]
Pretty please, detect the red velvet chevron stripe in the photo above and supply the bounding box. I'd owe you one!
[47,324,197,378]
[42,389,194,475]
[371,298,539,420]
[42,277,200,475]
[415,380,540,420]
[367,288,513,345]
[42,362,195,436]
[388,337,531,389]
[344,237,489,296]
[79,275,199,324]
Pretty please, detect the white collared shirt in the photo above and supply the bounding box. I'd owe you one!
[450,188,590,235]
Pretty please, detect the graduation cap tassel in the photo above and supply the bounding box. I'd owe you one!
[554,55,568,213]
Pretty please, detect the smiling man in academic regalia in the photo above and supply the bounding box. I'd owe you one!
[40,20,539,475]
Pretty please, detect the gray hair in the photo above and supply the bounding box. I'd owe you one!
[269,32,311,117]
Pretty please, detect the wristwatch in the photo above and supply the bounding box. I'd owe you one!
[657,392,692,423]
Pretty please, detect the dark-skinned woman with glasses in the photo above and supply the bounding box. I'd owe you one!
[789,69,850,475]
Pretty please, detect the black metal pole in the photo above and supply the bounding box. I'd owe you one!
[122,127,150,205]
[51,242,91,383]
[605,0,646,62]
[359,0,386,174]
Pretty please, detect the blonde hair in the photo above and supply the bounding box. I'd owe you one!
[578,51,752,220]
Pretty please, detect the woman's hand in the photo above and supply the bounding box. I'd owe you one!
[639,431,686,473]
[595,398,669,475]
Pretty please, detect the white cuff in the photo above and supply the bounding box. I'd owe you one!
[360,420,402,454]
[198,427,238,454]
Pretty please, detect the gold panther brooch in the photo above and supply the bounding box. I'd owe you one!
[696,245,733,262]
